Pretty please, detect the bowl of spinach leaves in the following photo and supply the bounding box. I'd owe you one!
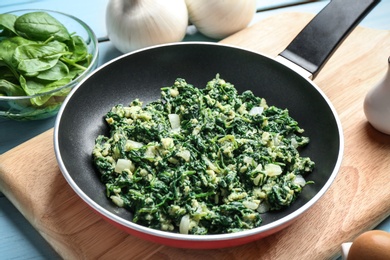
[0,9,98,120]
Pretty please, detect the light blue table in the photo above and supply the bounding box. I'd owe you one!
[1,0,389,259]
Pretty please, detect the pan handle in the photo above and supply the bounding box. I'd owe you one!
[279,0,380,79]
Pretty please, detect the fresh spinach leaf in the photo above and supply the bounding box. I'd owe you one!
[20,74,72,95]
[0,14,17,36]
[37,60,69,81]
[20,75,72,105]
[14,12,70,42]
[66,35,88,63]
[0,60,19,83]
[14,41,68,74]
[0,11,92,109]
[67,65,84,79]
[0,36,34,67]
[0,79,25,96]
[0,64,20,85]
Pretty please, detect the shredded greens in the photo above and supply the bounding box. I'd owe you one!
[92,75,315,235]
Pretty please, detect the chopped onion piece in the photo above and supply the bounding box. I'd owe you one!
[115,158,134,173]
[253,173,264,186]
[179,215,190,234]
[243,156,254,166]
[177,149,191,162]
[243,200,259,210]
[291,138,298,148]
[110,195,124,207]
[161,137,174,149]
[144,146,157,158]
[273,134,281,146]
[294,175,307,187]
[202,155,220,173]
[168,114,181,132]
[126,140,144,150]
[249,106,264,116]
[254,164,263,172]
[264,163,282,176]
[257,201,270,213]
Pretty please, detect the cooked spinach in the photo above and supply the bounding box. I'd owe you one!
[93,76,315,235]
[0,11,92,107]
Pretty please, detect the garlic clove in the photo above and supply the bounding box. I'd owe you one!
[185,0,256,39]
[106,0,188,53]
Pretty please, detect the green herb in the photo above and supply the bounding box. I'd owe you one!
[0,14,17,36]
[0,11,92,109]
[92,76,315,235]
[14,11,70,42]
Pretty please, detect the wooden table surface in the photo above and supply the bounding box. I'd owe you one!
[1,0,390,259]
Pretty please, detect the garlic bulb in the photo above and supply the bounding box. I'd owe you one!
[185,0,256,39]
[106,0,188,53]
[364,57,390,134]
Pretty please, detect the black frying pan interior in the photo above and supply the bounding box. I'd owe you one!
[57,43,341,225]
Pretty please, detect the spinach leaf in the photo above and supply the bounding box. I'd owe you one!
[0,79,25,96]
[0,14,17,36]
[0,36,34,68]
[66,35,89,63]
[67,65,84,79]
[37,60,69,81]
[20,74,72,95]
[14,41,69,75]
[0,65,20,86]
[0,60,19,82]
[14,12,70,42]
[20,75,72,105]
[0,11,92,108]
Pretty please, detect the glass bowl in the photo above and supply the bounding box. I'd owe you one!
[0,9,99,120]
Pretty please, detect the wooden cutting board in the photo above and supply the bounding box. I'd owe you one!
[1,13,390,259]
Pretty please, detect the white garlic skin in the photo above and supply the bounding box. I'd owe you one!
[106,0,188,53]
[185,0,256,39]
[364,57,390,135]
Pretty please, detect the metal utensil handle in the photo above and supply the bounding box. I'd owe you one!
[280,0,381,79]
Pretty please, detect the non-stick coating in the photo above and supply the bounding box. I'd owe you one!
[56,43,341,235]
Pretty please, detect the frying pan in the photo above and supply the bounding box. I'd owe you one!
[54,0,380,249]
